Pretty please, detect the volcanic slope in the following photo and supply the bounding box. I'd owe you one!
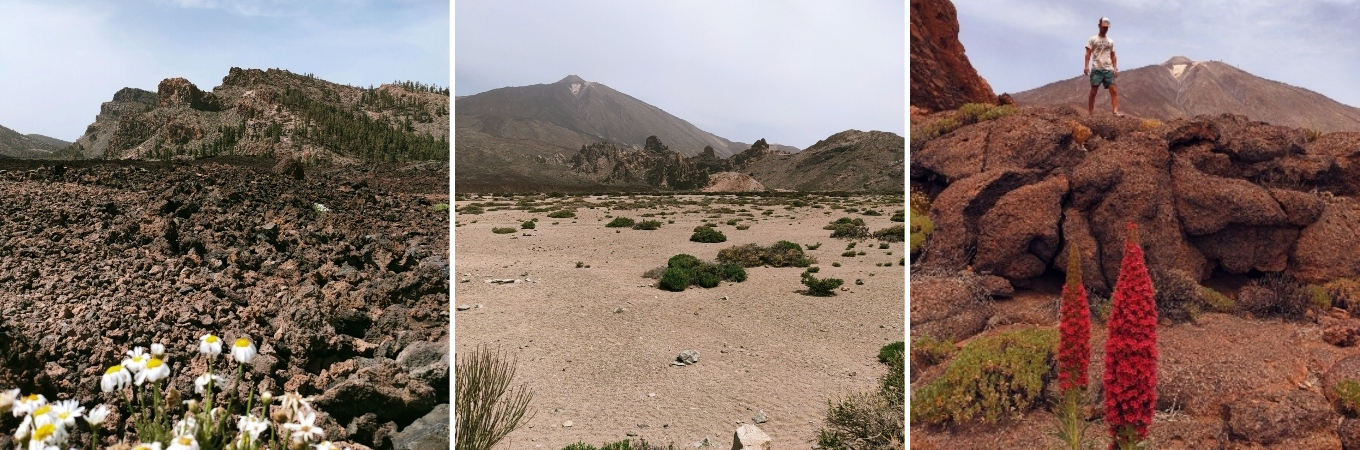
[0,123,70,158]
[68,67,449,162]
[744,130,905,192]
[1013,56,1360,132]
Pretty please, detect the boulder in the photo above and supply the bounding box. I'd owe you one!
[1323,354,1360,413]
[974,175,1068,280]
[390,404,449,450]
[274,158,305,180]
[912,114,1081,183]
[1225,389,1336,445]
[909,0,995,112]
[731,424,771,450]
[1293,202,1360,283]
[909,272,993,343]
[1171,155,1288,235]
[1191,227,1297,274]
[677,349,700,365]
[313,358,438,425]
[1340,417,1360,450]
[923,169,1040,269]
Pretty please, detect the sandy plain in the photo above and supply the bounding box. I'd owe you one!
[453,194,905,449]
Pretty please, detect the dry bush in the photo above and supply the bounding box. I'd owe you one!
[1324,278,1360,314]
[1069,120,1093,145]
[1138,119,1163,132]
[456,346,535,450]
[1239,274,1311,320]
[1151,269,1202,323]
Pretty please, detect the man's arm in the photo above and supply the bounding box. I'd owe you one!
[1111,50,1118,77]
[1084,47,1092,75]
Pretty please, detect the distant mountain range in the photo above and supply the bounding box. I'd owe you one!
[455,75,901,192]
[0,123,70,158]
[1012,56,1360,132]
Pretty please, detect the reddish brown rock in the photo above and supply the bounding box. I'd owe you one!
[923,169,1040,269]
[1293,202,1360,283]
[909,0,995,112]
[1191,226,1297,274]
[974,175,1068,280]
[909,272,994,343]
[1324,354,1360,412]
[1172,156,1288,235]
[1226,389,1336,445]
[1270,188,1326,227]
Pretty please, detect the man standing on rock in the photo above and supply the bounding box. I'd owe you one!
[1084,17,1122,117]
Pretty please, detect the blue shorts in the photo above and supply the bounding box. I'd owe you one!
[1090,69,1115,89]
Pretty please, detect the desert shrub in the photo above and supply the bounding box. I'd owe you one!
[1201,286,1234,312]
[491,227,516,234]
[641,266,666,279]
[606,217,636,228]
[1138,118,1163,132]
[1151,269,1202,323]
[735,224,750,230]
[847,242,857,250]
[1325,278,1360,315]
[911,328,1058,426]
[1089,293,1112,324]
[1336,380,1360,415]
[1306,128,1325,143]
[659,268,691,291]
[1069,120,1093,145]
[547,210,576,218]
[1308,284,1333,309]
[668,254,701,270]
[657,254,744,291]
[872,225,904,243]
[576,261,585,269]
[841,251,857,257]
[521,220,535,230]
[716,241,813,267]
[878,242,890,250]
[910,336,955,374]
[806,266,820,273]
[457,345,535,450]
[861,209,882,216]
[956,102,1017,124]
[459,204,485,215]
[890,209,905,222]
[807,242,822,250]
[690,226,727,243]
[878,341,905,364]
[694,268,722,288]
[816,343,906,449]
[832,262,841,267]
[726,219,739,225]
[633,220,662,230]
[802,273,844,296]
[434,203,450,212]
[1240,274,1312,320]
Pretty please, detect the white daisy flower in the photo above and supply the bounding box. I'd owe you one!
[86,404,111,428]
[173,416,198,436]
[0,388,19,415]
[150,343,166,358]
[130,443,163,450]
[123,347,150,374]
[200,334,222,357]
[13,393,46,417]
[28,422,60,445]
[166,434,198,450]
[278,391,313,415]
[237,414,269,442]
[102,365,132,393]
[14,413,32,440]
[50,400,83,428]
[135,357,170,386]
[315,441,341,450]
[193,373,226,395]
[231,337,257,364]
[283,411,325,444]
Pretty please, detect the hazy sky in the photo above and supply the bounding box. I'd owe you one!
[455,1,906,150]
[956,0,1360,108]
[0,0,449,142]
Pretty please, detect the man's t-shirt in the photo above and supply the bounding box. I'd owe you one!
[1087,35,1115,71]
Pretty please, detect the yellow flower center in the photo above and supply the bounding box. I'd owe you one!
[177,436,193,445]
[206,335,219,343]
[33,423,54,441]
[106,365,124,375]
[58,411,70,419]
[234,338,250,348]
[23,394,38,402]
[33,405,50,416]
[147,358,164,369]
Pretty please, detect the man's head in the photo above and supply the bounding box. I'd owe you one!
[1099,17,1111,32]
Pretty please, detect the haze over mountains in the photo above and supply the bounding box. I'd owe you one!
[1013,56,1360,132]
[455,75,902,192]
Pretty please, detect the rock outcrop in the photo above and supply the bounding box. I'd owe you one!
[701,172,766,192]
[909,0,996,112]
[913,108,1360,293]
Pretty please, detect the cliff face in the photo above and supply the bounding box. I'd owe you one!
[909,0,996,112]
[69,68,449,162]
[569,142,720,190]
[744,130,905,192]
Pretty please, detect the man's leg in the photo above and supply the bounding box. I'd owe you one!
[1110,84,1120,115]
[1088,85,1099,116]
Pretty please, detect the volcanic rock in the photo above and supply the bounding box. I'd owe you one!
[909,0,996,112]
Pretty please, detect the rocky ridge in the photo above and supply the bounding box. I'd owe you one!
[909,0,997,112]
[67,68,449,162]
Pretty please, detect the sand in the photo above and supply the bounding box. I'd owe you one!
[453,195,905,449]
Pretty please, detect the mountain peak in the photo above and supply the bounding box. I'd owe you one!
[1163,55,1195,66]
[557,75,587,84]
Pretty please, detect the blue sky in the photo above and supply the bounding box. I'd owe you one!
[956,0,1360,107]
[0,0,449,141]
[455,1,906,150]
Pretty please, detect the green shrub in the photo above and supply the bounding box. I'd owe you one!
[832,262,841,267]
[716,241,813,267]
[1309,284,1333,309]
[690,226,727,243]
[910,209,934,255]
[606,217,636,228]
[816,342,905,449]
[657,254,744,291]
[633,220,663,230]
[806,266,820,273]
[846,242,857,250]
[807,242,822,250]
[802,273,844,296]
[726,219,739,226]
[878,341,905,364]
[841,251,857,257]
[861,209,882,216]
[735,224,751,230]
[911,328,1058,426]
[878,242,889,250]
[890,210,905,222]
[910,336,955,372]
[434,203,450,212]
[492,227,516,234]
[521,220,535,230]
[669,254,701,270]
[659,267,691,292]
[459,205,485,215]
[547,210,576,218]
[871,225,905,243]
[1336,380,1360,415]
[456,345,535,450]
[576,261,585,268]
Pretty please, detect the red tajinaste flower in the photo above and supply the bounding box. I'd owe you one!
[1058,243,1091,394]
[1103,223,1158,448]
